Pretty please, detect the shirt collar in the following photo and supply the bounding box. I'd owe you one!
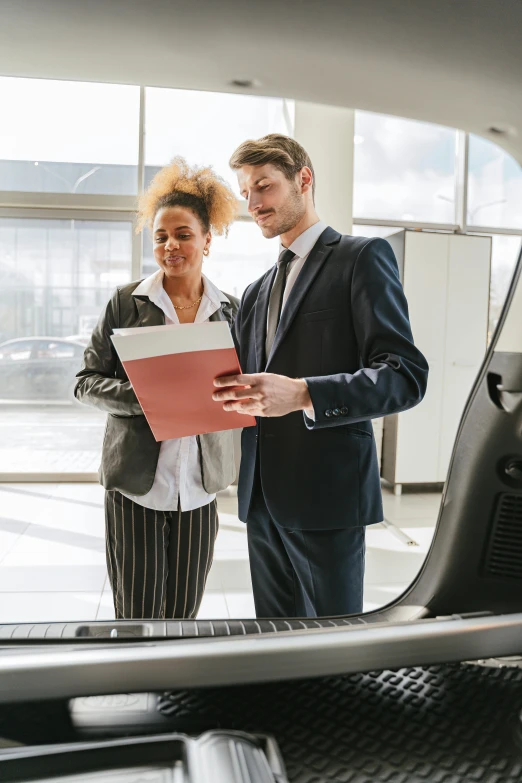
[132,269,163,299]
[203,274,230,306]
[280,219,328,260]
[132,269,229,306]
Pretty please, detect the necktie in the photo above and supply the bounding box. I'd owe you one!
[265,247,296,360]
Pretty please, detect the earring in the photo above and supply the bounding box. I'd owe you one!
[203,248,210,256]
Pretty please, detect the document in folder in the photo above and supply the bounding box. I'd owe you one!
[111,322,256,441]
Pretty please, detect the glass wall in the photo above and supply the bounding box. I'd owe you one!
[142,87,288,293]
[0,77,289,477]
[2,79,520,479]
[0,77,140,195]
[353,111,522,345]
[353,111,458,223]
[145,87,293,194]
[468,134,522,230]
[0,218,132,474]
[0,218,132,342]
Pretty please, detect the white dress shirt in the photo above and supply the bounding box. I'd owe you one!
[121,270,224,512]
[278,219,328,314]
[267,219,327,420]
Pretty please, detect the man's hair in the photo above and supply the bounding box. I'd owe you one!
[229,133,315,197]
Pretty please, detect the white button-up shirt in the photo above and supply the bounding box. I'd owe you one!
[278,219,328,313]
[266,219,328,353]
[267,220,327,420]
[121,270,226,512]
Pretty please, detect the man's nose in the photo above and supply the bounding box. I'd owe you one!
[247,191,261,214]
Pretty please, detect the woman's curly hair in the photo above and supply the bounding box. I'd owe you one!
[136,157,239,236]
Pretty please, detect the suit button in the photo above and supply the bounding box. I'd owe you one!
[325,409,333,417]
[333,408,341,416]
[340,407,349,416]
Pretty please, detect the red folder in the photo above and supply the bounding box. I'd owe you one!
[111,322,255,441]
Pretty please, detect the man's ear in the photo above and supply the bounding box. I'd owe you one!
[300,166,314,194]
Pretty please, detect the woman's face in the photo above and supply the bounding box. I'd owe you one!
[152,206,211,281]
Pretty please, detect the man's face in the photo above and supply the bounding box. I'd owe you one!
[237,163,306,238]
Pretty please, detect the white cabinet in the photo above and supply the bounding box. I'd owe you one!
[381,230,491,493]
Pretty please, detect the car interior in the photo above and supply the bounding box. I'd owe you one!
[1,1,522,780]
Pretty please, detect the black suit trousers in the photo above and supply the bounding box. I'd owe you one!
[246,466,366,619]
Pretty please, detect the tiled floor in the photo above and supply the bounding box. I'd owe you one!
[0,482,442,623]
[0,404,104,474]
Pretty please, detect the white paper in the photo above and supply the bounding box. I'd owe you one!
[111,321,233,362]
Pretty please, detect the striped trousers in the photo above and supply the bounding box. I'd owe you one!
[104,491,218,620]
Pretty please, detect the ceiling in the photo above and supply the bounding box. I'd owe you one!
[1,0,521,163]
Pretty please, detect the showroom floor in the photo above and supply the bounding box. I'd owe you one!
[0,482,442,623]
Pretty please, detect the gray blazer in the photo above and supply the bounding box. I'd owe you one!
[74,281,239,497]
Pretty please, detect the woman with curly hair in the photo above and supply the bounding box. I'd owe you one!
[75,158,240,620]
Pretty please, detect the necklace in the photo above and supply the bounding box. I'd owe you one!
[172,294,203,310]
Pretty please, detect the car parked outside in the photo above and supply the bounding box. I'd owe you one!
[0,337,86,402]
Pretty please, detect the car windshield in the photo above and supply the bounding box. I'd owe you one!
[0,75,520,634]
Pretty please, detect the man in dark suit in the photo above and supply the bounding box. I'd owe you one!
[213,134,428,619]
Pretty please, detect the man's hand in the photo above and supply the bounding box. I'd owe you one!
[213,372,314,418]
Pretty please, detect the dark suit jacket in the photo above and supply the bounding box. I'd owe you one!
[233,227,429,530]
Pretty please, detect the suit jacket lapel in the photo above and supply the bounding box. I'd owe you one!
[134,296,165,327]
[266,230,338,367]
[254,265,277,372]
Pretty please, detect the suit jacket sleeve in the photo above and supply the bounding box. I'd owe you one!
[303,237,429,429]
[74,288,143,417]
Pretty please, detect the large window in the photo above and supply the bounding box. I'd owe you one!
[0,218,132,474]
[0,77,140,195]
[2,78,520,479]
[0,76,290,478]
[353,112,522,346]
[144,88,293,194]
[353,111,458,223]
[141,86,289,294]
[467,134,522,230]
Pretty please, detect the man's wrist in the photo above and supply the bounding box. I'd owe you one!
[296,378,315,417]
